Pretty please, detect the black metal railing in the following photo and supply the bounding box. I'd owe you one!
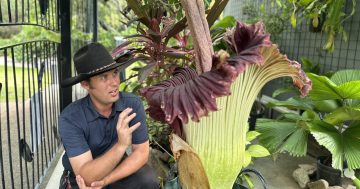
[0,0,59,31]
[0,40,61,188]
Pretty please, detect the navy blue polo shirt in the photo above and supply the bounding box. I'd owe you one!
[59,92,148,171]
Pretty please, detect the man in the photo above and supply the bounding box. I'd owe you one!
[59,43,159,189]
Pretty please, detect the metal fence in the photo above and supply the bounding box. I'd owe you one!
[0,0,59,30]
[0,0,61,188]
[224,0,360,73]
[224,0,360,95]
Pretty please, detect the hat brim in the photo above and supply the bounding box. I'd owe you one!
[61,61,128,88]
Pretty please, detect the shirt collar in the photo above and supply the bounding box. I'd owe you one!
[84,92,127,122]
[84,95,101,122]
[113,92,126,112]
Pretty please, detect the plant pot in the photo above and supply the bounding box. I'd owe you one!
[316,156,342,186]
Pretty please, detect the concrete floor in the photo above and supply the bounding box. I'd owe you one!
[44,153,314,189]
[248,154,315,189]
[44,151,353,189]
[44,151,64,189]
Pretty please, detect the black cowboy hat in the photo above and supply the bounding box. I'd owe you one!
[61,42,129,88]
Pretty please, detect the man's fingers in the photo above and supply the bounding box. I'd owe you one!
[129,122,141,133]
[91,180,105,187]
[117,108,133,127]
[76,175,86,188]
[122,113,137,126]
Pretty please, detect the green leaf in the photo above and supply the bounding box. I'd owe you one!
[337,81,360,99]
[299,0,314,6]
[211,16,236,30]
[331,70,360,85]
[309,72,360,100]
[243,174,254,189]
[310,121,360,170]
[343,124,360,169]
[307,73,341,100]
[301,57,314,72]
[275,0,282,7]
[244,151,252,167]
[260,3,265,13]
[257,119,298,153]
[247,145,270,158]
[267,97,313,111]
[301,110,320,120]
[257,118,309,156]
[272,87,298,98]
[279,127,308,156]
[313,100,340,113]
[291,12,297,28]
[246,131,261,142]
[281,113,303,121]
[323,106,360,125]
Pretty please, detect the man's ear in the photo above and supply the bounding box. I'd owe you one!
[80,80,90,90]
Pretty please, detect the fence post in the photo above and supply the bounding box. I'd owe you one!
[59,0,72,111]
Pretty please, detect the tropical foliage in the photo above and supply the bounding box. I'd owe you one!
[274,0,356,52]
[257,69,360,171]
[115,0,311,188]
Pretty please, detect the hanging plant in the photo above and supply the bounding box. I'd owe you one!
[276,0,356,52]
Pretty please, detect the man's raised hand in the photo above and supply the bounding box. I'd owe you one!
[116,108,141,148]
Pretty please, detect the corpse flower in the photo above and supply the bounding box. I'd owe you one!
[140,21,312,188]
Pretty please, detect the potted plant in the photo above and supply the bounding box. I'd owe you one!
[257,69,360,185]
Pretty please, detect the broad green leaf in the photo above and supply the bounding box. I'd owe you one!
[267,97,313,111]
[307,73,341,100]
[280,113,303,121]
[337,81,360,99]
[247,145,270,158]
[324,106,360,125]
[257,119,298,153]
[279,127,308,156]
[310,121,343,170]
[343,125,360,169]
[301,110,320,120]
[272,87,298,98]
[313,100,340,113]
[211,16,236,30]
[243,151,252,167]
[309,73,360,100]
[346,99,360,107]
[246,131,261,142]
[257,118,309,156]
[310,121,360,170]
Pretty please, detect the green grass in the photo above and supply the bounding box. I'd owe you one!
[0,65,52,102]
